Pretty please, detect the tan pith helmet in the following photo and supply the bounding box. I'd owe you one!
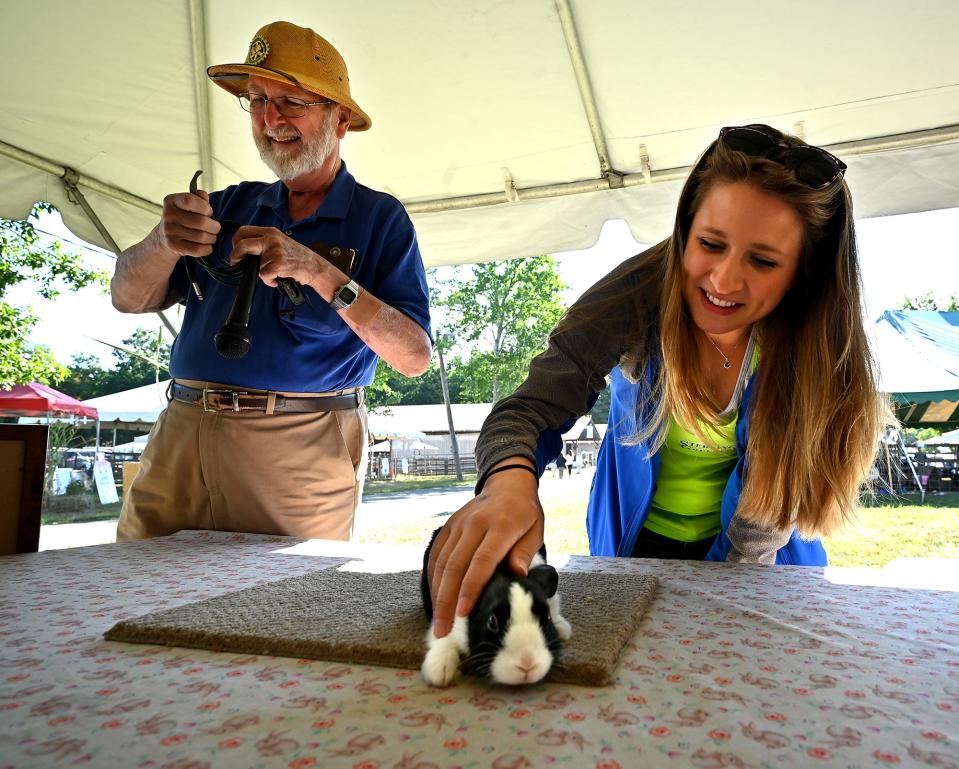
[207,20,371,131]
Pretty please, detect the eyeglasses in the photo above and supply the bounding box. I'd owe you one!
[718,125,847,190]
[237,93,333,118]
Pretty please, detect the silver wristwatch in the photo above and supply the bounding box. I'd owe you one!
[330,279,361,310]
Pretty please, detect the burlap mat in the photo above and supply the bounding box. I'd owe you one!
[105,568,657,686]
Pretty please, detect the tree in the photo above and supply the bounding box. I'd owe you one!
[590,387,611,424]
[62,327,170,400]
[363,360,399,409]
[62,353,113,401]
[439,255,566,403]
[900,292,959,311]
[0,204,107,387]
[107,327,171,386]
[364,357,469,409]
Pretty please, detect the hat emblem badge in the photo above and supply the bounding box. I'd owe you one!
[246,35,270,65]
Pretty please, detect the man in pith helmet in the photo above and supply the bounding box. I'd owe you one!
[112,21,432,542]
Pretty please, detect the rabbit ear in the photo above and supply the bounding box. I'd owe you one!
[527,564,558,598]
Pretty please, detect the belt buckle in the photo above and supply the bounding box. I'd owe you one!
[201,388,240,412]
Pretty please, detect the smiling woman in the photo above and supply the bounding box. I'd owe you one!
[426,123,890,640]
[682,182,803,346]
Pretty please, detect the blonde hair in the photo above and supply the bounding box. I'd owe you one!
[562,126,888,538]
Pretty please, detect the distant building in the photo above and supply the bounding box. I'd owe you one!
[367,403,494,461]
[367,403,603,463]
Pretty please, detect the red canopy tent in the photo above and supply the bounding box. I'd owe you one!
[0,383,98,419]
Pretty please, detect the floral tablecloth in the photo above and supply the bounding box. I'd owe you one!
[1,531,956,769]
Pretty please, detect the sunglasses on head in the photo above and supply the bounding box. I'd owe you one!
[717,125,847,190]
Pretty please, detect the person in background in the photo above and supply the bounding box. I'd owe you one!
[427,123,887,638]
[111,21,432,542]
[555,451,567,479]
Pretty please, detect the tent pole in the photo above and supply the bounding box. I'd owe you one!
[95,419,101,454]
[0,139,160,215]
[60,169,177,339]
[554,0,622,187]
[405,123,959,214]
[188,0,215,188]
[0,140,176,337]
[4,125,959,219]
[897,429,925,503]
[884,440,894,494]
[436,338,463,481]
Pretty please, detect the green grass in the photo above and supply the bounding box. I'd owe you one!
[41,500,123,525]
[824,502,959,567]
[540,491,959,568]
[363,475,476,496]
[861,491,959,508]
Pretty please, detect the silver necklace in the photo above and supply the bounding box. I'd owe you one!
[705,333,739,370]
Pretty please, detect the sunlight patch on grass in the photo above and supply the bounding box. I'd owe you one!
[824,505,959,567]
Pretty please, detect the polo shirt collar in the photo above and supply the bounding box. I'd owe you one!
[255,161,356,222]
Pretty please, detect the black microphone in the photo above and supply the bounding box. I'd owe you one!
[214,255,259,359]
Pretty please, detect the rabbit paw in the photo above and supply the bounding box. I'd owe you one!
[421,618,468,687]
[422,640,461,687]
[548,595,573,641]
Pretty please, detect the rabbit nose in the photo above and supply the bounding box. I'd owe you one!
[518,655,537,673]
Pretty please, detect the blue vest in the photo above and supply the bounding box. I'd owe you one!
[538,364,827,566]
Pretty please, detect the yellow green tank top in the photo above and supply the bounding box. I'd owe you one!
[643,415,738,541]
[643,333,758,542]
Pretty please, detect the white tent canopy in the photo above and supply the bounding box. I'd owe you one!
[2,1,958,268]
[81,380,170,430]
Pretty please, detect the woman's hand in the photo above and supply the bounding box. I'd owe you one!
[427,461,544,637]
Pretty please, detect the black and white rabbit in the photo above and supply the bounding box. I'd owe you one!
[420,526,572,687]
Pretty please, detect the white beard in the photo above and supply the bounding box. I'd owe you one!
[253,109,338,181]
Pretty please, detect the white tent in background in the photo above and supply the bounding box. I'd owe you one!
[82,381,170,431]
[111,434,151,454]
[922,428,959,445]
[1,1,957,271]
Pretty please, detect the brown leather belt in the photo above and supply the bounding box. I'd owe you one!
[170,382,360,413]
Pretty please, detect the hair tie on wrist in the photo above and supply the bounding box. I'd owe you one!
[478,463,539,493]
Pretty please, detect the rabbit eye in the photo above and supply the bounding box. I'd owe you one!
[487,615,499,633]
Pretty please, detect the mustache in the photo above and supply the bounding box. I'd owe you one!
[262,127,301,141]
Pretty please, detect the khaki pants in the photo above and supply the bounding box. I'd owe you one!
[117,396,368,542]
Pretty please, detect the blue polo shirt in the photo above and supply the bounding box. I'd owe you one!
[168,163,432,392]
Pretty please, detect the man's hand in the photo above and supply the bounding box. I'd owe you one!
[156,189,219,258]
[228,226,346,299]
[427,461,544,638]
[111,188,217,313]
